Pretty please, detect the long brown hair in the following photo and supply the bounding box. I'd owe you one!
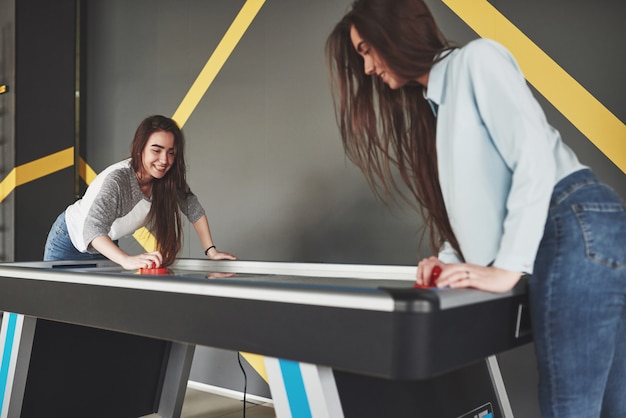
[325,0,461,257]
[130,115,191,266]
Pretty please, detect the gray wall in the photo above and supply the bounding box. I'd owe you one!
[81,0,624,409]
[83,0,625,267]
[84,0,427,266]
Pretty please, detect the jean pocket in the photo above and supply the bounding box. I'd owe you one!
[573,203,626,268]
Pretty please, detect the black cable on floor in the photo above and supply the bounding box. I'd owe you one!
[237,351,248,418]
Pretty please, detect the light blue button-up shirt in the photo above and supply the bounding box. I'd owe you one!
[425,39,584,273]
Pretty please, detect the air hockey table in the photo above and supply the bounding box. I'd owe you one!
[0,259,532,418]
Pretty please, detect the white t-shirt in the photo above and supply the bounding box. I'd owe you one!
[65,159,205,253]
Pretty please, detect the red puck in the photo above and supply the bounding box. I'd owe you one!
[139,267,169,275]
[413,282,432,289]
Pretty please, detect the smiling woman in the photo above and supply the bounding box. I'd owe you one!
[137,131,177,193]
[43,115,237,269]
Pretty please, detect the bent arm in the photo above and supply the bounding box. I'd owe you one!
[192,214,237,260]
[91,235,163,270]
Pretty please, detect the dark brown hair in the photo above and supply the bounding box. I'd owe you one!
[325,0,461,257]
[130,115,191,266]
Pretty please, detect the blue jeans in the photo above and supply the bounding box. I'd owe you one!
[43,212,107,261]
[530,169,626,418]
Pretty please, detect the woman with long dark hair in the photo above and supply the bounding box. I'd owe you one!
[44,115,236,269]
[326,1,625,416]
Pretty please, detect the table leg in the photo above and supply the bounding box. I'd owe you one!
[265,357,344,418]
[156,342,195,418]
[0,313,36,418]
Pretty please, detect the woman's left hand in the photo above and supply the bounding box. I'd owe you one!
[206,248,238,261]
[435,263,523,293]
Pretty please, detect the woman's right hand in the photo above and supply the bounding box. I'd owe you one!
[120,251,164,270]
[91,236,164,270]
[416,256,445,287]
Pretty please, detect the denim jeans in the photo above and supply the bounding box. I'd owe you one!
[530,169,626,418]
[43,212,107,261]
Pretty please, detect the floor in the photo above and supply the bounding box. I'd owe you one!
[142,387,276,418]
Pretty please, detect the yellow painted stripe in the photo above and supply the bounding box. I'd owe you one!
[241,352,269,383]
[442,0,626,174]
[132,226,158,252]
[0,170,16,202]
[78,157,98,185]
[15,147,74,185]
[171,0,266,127]
[0,147,74,202]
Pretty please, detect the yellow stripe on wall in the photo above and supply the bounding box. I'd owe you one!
[0,170,16,202]
[172,0,266,128]
[241,352,269,383]
[442,0,626,174]
[0,147,74,202]
[132,226,158,253]
[78,157,98,185]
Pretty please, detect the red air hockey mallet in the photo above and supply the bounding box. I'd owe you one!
[414,265,442,289]
[139,267,169,275]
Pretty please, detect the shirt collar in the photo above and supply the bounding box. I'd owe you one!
[424,49,455,107]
